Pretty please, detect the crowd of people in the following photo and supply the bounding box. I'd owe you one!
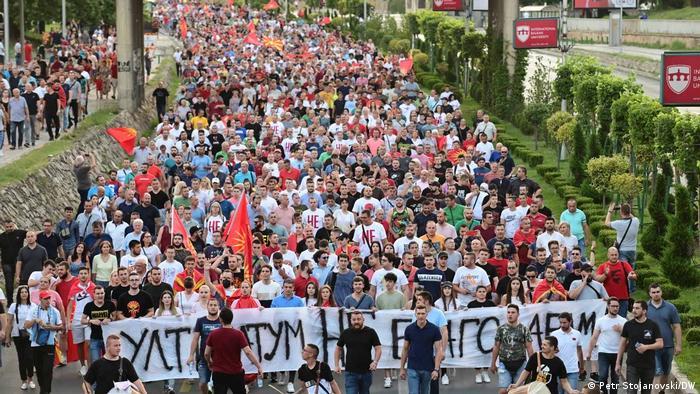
[0,1,687,394]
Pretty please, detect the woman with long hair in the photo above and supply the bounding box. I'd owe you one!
[304,282,318,307]
[156,290,181,317]
[91,240,118,287]
[4,285,35,390]
[501,277,530,307]
[363,241,383,267]
[191,284,215,317]
[318,285,336,307]
[434,282,459,312]
[70,242,90,276]
[175,277,200,315]
[231,281,262,309]
[140,232,161,268]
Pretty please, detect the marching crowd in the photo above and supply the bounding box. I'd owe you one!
[0,1,686,394]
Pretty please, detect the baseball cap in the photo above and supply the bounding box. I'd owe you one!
[438,251,448,259]
[440,282,453,289]
[39,290,51,299]
[279,237,288,244]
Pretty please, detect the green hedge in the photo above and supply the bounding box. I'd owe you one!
[598,229,618,247]
[590,221,605,237]
[635,260,651,270]
[642,275,669,290]
[663,284,681,300]
[682,314,700,329]
[528,154,544,167]
[686,327,700,344]
[675,300,690,314]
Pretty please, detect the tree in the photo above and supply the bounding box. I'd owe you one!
[554,55,609,112]
[570,119,587,185]
[672,114,700,199]
[661,185,699,287]
[628,95,663,166]
[641,170,669,259]
[596,74,641,153]
[585,155,630,206]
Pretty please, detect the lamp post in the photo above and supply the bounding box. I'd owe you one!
[557,0,574,167]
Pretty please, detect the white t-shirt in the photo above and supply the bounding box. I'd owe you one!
[176,291,200,315]
[8,303,32,337]
[252,281,281,302]
[551,328,582,373]
[352,222,387,258]
[271,265,296,286]
[71,283,94,325]
[301,209,324,235]
[501,208,525,239]
[159,260,185,287]
[452,265,490,306]
[394,236,424,257]
[536,231,566,257]
[594,314,628,353]
[370,268,409,297]
[352,197,382,217]
[333,210,356,234]
[28,271,58,292]
[120,252,147,268]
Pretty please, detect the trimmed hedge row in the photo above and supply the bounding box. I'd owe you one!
[682,313,700,329]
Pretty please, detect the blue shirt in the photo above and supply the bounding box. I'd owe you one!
[404,321,442,371]
[560,209,587,240]
[271,294,305,308]
[313,265,334,286]
[647,300,681,348]
[415,268,446,301]
[191,155,212,178]
[413,308,448,329]
[234,171,256,184]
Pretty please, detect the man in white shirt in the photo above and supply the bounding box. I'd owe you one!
[301,197,325,236]
[105,210,128,258]
[536,218,566,257]
[159,246,185,286]
[369,255,409,299]
[394,224,423,257]
[119,240,147,269]
[352,187,381,218]
[464,183,489,221]
[270,252,296,286]
[551,312,583,393]
[452,252,490,307]
[475,114,497,141]
[501,197,525,239]
[278,238,298,267]
[586,298,627,390]
[352,210,387,258]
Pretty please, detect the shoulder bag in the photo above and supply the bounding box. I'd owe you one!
[107,357,140,394]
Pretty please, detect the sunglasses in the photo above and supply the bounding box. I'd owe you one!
[526,275,536,279]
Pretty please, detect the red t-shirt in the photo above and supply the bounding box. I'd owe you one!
[55,277,79,307]
[205,327,249,374]
[595,260,634,300]
[487,257,510,278]
[294,275,318,298]
[134,174,155,198]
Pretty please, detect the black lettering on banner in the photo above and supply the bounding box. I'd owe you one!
[445,320,455,358]
[476,317,500,354]
[528,315,543,350]
[284,320,306,360]
[577,312,596,335]
[391,318,413,359]
[545,312,561,337]
[240,323,267,361]
[165,327,191,373]
[319,309,338,364]
[265,322,284,361]
[121,329,149,364]
[144,330,173,371]
[458,319,480,358]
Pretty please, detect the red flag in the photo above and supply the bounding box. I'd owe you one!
[263,0,280,10]
[224,193,254,284]
[171,206,197,258]
[399,55,414,75]
[319,16,331,26]
[447,148,467,165]
[247,20,256,32]
[243,31,262,46]
[298,8,306,18]
[106,127,137,155]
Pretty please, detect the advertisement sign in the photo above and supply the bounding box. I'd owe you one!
[661,52,700,106]
[573,0,637,9]
[513,18,559,49]
[472,0,488,11]
[432,0,464,12]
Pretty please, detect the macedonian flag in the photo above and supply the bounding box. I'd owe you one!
[106,127,137,155]
[224,192,254,284]
[263,37,284,52]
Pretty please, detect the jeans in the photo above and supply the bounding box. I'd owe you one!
[578,238,587,256]
[626,364,654,394]
[559,372,579,394]
[13,336,34,381]
[619,300,629,318]
[89,338,105,363]
[597,352,619,394]
[212,371,245,394]
[69,99,79,128]
[33,345,55,394]
[25,114,36,144]
[10,120,24,147]
[620,250,637,292]
[344,371,372,394]
[407,369,432,394]
[0,130,4,150]
[655,347,674,376]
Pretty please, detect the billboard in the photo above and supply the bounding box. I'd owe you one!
[573,0,637,9]
[513,18,559,49]
[472,0,488,11]
[661,52,700,107]
[432,0,464,11]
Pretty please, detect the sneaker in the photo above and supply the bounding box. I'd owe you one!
[80,365,88,376]
[590,372,599,382]
[286,383,295,393]
[20,383,28,390]
[481,371,491,383]
[29,381,36,389]
[475,372,483,384]
[441,373,450,385]
[384,377,392,388]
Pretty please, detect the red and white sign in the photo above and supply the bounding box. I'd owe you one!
[661,52,700,106]
[513,19,559,49]
[573,0,637,9]
[432,0,463,12]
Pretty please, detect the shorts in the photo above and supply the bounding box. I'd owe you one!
[198,360,212,385]
[655,347,674,376]
[71,325,87,344]
[498,359,526,388]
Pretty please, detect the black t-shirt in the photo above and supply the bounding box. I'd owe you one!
[133,204,160,235]
[22,92,40,114]
[297,361,334,394]
[207,133,225,156]
[84,357,139,394]
[43,92,59,115]
[152,87,169,106]
[36,232,62,260]
[525,353,567,394]
[337,326,381,373]
[117,290,154,318]
[496,275,522,296]
[0,229,27,265]
[148,190,170,210]
[82,301,117,340]
[622,318,661,368]
[204,245,224,261]
[142,282,173,305]
[467,299,496,308]
[108,284,130,303]
[439,267,455,282]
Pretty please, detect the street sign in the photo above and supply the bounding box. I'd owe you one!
[573,0,637,9]
[432,0,463,12]
[513,18,559,49]
[661,52,700,107]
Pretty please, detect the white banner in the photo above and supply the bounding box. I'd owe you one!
[103,300,606,382]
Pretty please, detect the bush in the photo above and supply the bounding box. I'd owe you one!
[686,328,700,345]
[528,154,544,167]
[662,284,681,300]
[559,186,581,199]
[413,52,429,71]
[635,260,651,270]
[661,185,699,287]
[536,164,558,177]
[675,300,690,314]
[682,314,700,329]
[590,221,605,237]
[642,275,669,290]
[598,229,618,248]
[635,268,654,284]
[641,223,668,260]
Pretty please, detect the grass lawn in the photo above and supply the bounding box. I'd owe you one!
[644,6,700,20]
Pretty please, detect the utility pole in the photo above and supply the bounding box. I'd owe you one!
[62,0,67,39]
[3,0,9,67]
[558,0,573,165]
[18,0,24,66]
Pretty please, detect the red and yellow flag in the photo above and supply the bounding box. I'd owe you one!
[106,127,137,155]
[179,17,188,40]
[263,37,284,52]
[263,0,280,11]
[224,193,254,284]
[171,205,197,258]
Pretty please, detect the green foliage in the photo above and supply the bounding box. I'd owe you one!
[610,94,634,150]
[675,300,690,314]
[527,56,556,107]
[598,229,619,248]
[661,185,699,287]
[510,49,528,113]
[554,56,609,107]
[586,155,629,195]
[462,31,486,59]
[388,0,405,13]
[596,74,641,147]
[573,74,601,126]
[641,173,669,258]
[672,114,700,196]
[388,38,411,54]
[610,173,642,203]
[521,102,552,137]
[682,315,700,329]
[403,13,420,37]
[570,120,588,185]
[662,284,681,300]
[587,129,603,160]
[546,111,573,142]
[686,328,700,345]
[654,110,679,158]
[412,51,429,71]
[628,95,663,164]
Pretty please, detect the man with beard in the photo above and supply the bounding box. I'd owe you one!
[65,267,96,375]
[586,298,627,394]
[334,311,382,394]
[142,267,174,305]
[133,192,160,235]
[116,272,154,319]
[171,233,192,264]
[188,298,222,394]
[394,223,423,258]
[174,256,205,292]
[616,301,663,394]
